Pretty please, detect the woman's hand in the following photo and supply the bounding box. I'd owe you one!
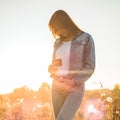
[54,78,75,93]
[48,64,57,78]
[48,64,54,73]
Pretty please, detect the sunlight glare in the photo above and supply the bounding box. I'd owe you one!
[83,98,105,120]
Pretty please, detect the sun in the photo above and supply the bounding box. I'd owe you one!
[83,98,105,120]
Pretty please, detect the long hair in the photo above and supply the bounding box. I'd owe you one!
[48,10,82,40]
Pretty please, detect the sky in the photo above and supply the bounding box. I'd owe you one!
[0,0,120,94]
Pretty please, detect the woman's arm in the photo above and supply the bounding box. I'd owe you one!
[72,34,95,85]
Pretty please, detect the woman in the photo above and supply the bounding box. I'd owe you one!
[48,10,95,120]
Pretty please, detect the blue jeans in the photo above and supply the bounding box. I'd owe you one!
[51,81,85,120]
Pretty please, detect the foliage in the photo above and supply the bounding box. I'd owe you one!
[112,84,120,120]
[0,107,6,120]
[0,83,120,120]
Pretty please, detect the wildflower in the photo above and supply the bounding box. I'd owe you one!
[116,111,119,114]
[106,97,113,103]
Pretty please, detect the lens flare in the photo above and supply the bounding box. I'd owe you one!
[82,98,105,120]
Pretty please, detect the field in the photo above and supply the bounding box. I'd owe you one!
[0,83,120,120]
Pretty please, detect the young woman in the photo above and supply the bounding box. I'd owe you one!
[48,10,95,120]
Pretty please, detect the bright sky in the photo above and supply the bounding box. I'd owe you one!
[0,0,120,94]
